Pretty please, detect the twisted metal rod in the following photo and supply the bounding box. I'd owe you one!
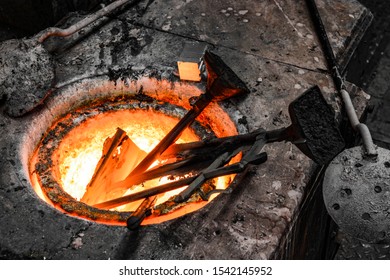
[37,0,135,43]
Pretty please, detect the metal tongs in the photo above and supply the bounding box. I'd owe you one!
[125,140,268,230]
[94,133,268,210]
[96,84,346,230]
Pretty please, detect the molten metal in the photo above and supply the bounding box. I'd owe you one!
[30,94,238,226]
[54,109,201,209]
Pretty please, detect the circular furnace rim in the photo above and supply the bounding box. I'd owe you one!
[26,75,248,226]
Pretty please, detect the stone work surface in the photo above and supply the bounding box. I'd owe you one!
[136,0,370,72]
[0,0,371,259]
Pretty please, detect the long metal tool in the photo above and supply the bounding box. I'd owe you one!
[305,0,377,158]
[117,51,248,228]
[111,51,249,193]
[0,0,138,117]
[37,0,134,43]
[126,196,157,230]
[173,149,242,203]
[165,86,345,166]
[174,135,267,203]
[93,152,267,210]
[306,0,390,243]
[94,85,344,210]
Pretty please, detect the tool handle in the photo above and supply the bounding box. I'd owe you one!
[94,176,194,209]
[305,0,343,90]
[205,152,267,179]
[161,128,266,158]
[94,152,267,210]
[126,196,157,230]
[340,89,377,157]
[265,126,293,143]
[37,0,135,43]
[306,0,377,158]
[125,93,213,179]
[174,151,237,203]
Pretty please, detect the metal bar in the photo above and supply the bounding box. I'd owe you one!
[93,176,194,209]
[112,51,249,194]
[305,0,343,89]
[93,150,267,210]
[125,145,266,229]
[126,195,157,230]
[305,0,377,157]
[107,130,264,195]
[37,0,137,43]
[174,150,239,203]
[108,155,210,194]
[161,128,265,158]
[123,94,212,179]
[204,152,267,179]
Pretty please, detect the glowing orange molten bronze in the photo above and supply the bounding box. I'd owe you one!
[30,106,237,226]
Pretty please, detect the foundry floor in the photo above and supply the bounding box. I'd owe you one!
[0,0,387,259]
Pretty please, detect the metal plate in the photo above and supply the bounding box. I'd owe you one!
[288,85,345,165]
[323,146,390,243]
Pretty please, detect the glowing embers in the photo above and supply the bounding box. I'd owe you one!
[30,97,237,226]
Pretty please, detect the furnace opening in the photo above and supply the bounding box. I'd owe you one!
[27,77,243,226]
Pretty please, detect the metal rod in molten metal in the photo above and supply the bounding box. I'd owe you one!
[93,152,267,210]
[110,51,249,194]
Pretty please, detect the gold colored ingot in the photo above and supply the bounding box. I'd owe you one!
[177,61,201,82]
